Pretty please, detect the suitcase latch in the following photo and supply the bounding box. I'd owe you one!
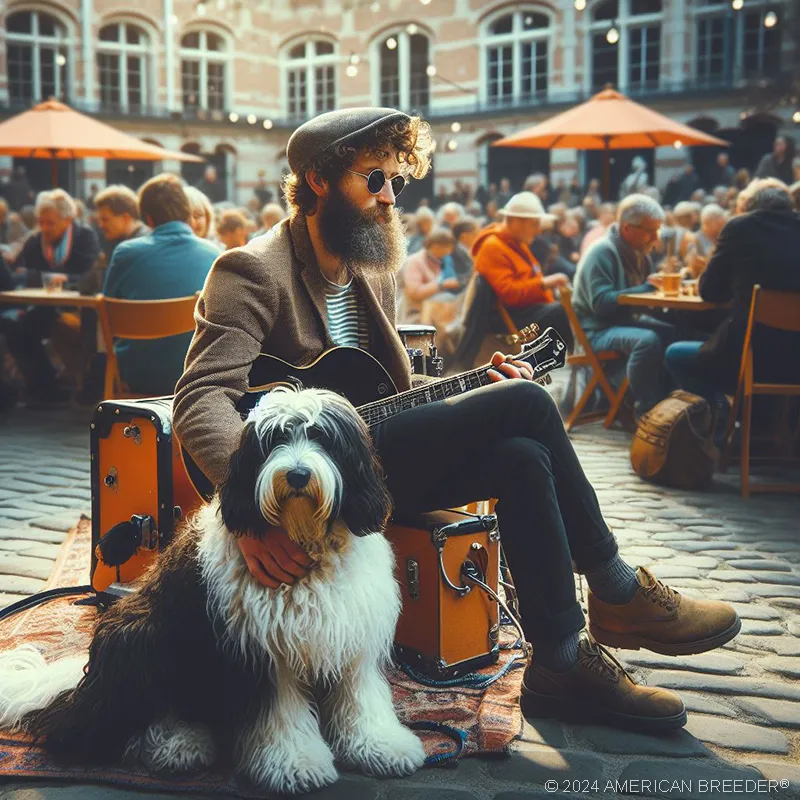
[405,559,420,600]
[103,466,118,493]
[123,425,142,445]
[132,514,158,551]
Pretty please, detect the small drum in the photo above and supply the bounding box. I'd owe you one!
[386,509,501,678]
[396,324,444,378]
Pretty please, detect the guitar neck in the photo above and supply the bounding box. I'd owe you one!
[358,331,563,427]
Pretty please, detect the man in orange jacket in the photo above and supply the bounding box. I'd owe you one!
[473,192,574,350]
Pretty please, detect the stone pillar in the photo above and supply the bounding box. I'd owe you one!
[81,0,94,104]
[669,0,686,90]
[562,2,577,96]
[164,0,176,111]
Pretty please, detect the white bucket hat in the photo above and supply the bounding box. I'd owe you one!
[498,191,556,223]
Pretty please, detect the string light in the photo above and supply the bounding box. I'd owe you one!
[196,1,207,14]
[606,25,619,44]
[56,53,66,66]
[420,0,432,5]
[673,139,683,149]
[426,64,437,76]
[386,37,398,50]
[229,112,239,122]
[262,119,273,129]
[793,110,800,123]
[247,114,257,124]
[446,139,458,151]
[764,10,777,27]
[349,53,360,65]
[346,64,358,77]
[450,121,462,133]
[574,0,586,9]
[732,0,743,9]
[369,1,380,10]
[406,23,418,34]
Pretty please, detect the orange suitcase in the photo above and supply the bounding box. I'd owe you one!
[89,398,203,595]
[386,509,501,679]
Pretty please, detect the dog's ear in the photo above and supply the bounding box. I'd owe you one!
[218,423,267,537]
[322,405,392,536]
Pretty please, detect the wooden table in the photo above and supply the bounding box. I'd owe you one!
[618,291,725,312]
[0,288,99,309]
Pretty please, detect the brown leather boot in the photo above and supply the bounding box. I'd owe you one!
[588,566,741,655]
[522,631,686,733]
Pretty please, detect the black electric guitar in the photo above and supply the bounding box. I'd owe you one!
[182,325,568,500]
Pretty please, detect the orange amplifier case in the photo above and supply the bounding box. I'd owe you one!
[386,509,500,679]
[89,398,203,593]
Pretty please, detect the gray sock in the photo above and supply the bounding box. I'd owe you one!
[584,554,639,604]
[533,630,580,673]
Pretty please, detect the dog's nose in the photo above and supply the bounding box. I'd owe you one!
[286,467,312,490]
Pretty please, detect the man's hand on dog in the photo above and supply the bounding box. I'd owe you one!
[487,351,534,382]
[238,529,314,588]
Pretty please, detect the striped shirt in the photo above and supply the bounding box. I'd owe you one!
[323,276,370,350]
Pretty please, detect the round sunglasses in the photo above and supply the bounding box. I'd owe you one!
[345,167,407,198]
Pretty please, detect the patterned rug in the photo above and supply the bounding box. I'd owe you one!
[0,517,524,797]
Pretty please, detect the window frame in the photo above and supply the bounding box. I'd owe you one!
[372,28,432,111]
[96,20,151,114]
[282,37,339,121]
[180,28,230,113]
[481,8,553,107]
[6,8,73,106]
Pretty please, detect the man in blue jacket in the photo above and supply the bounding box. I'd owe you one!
[572,194,674,416]
[103,173,220,396]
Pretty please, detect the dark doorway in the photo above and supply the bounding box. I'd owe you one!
[105,160,156,190]
[13,157,75,196]
[180,143,205,189]
[585,147,654,200]
[488,145,550,192]
[686,117,723,191]
[737,115,780,174]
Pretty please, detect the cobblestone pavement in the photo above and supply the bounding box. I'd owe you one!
[1,405,799,800]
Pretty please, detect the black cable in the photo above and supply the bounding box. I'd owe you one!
[0,585,94,623]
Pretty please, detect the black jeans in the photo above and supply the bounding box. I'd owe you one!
[3,306,60,397]
[371,379,617,640]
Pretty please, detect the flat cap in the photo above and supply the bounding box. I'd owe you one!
[287,107,411,175]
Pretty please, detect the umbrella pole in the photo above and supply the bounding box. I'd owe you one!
[602,137,611,201]
[50,151,58,188]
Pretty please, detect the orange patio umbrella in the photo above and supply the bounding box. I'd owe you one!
[493,88,729,199]
[0,99,204,187]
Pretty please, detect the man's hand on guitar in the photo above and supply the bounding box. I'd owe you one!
[488,351,534,383]
[237,528,314,588]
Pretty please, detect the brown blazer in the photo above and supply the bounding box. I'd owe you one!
[173,214,412,486]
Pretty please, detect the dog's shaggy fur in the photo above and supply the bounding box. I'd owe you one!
[0,388,425,794]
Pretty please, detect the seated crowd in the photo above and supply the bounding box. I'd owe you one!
[1,147,800,439]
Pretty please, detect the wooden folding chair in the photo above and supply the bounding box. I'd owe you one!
[721,285,800,498]
[96,293,199,400]
[559,286,630,431]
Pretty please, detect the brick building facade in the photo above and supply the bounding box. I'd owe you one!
[0,0,796,205]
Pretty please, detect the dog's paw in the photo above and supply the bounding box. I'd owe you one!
[139,717,217,774]
[242,737,339,794]
[338,724,426,777]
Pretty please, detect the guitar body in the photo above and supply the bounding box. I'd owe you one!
[245,347,399,412]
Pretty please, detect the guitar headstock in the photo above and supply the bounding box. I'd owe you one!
[505,323,540,347]
[517,326,568,374]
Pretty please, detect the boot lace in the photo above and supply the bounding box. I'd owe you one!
[640,569,680,610]
[579,634,634,684]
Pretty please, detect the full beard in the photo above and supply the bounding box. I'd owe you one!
[317,182,407,278]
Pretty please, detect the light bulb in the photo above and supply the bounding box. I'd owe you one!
[426,64,437,77]
[197,1,207,15]
[606,26,619,44]
[386,37,397,50]
[450,121,461,133]
[732,0,743,9]
[673,139,683,149]
[407,23,418,35]
[349,53,360,65]
[263,119,273,129]
[247,114,257,124]
[346,64,358,77]
[793,110,800,123]
[446,139,458,152]
[764,11,777,27]
[370,1,380,10]
[169,13,178,25]
[575,0,586,9]
[420,0,432,5]
[229,112,239,122]
[56,53,67,66]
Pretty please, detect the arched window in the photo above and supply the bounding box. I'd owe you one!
[6,10,70,106]
[483,9,550,106]
[376,29,430,111]
[181,29,228,113]
[284,38,338,120]
[588,0,662,93]
[97,22,150,114]
[693,0,780,87]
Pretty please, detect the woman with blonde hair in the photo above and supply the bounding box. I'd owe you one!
[184,185,216,241]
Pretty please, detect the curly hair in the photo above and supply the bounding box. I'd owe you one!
[283,115,433,217]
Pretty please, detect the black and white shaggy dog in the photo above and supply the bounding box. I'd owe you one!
[0,387,426,794]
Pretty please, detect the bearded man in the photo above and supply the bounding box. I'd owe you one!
[174,109,740,734]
